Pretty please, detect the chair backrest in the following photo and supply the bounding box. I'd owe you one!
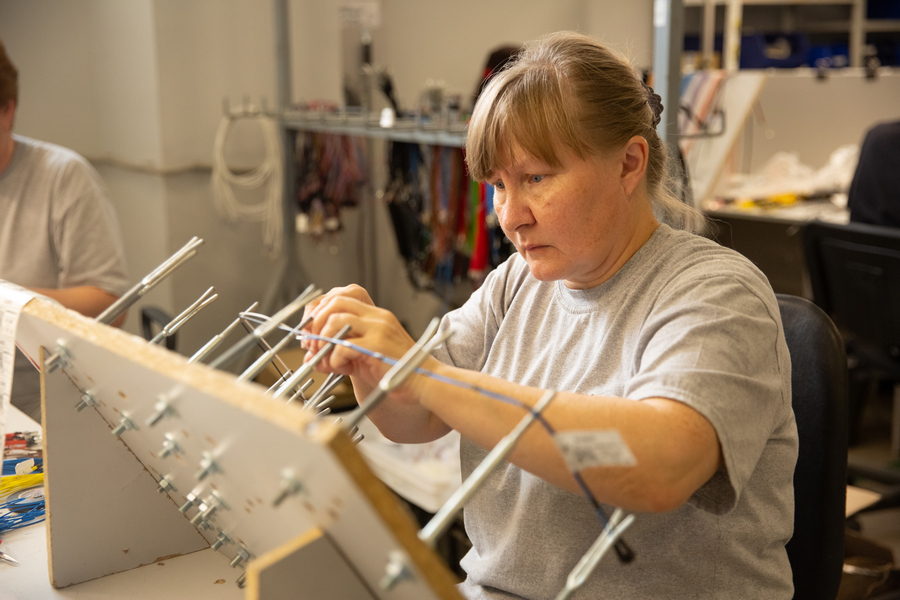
[803,220,900,373]
[777,293,848,600]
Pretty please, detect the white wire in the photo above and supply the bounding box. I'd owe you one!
[211,111,284,256]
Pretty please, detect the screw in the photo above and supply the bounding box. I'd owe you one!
[179,491,199,514]
[111,413,138,437]
[230,546,250,569]
[75,391,97,412]
[194,452,220,481]
[146,397,177,427]
[380,551,413,591]
[157,474,177,494]
[157,433,182,459]
[211,531,233,551]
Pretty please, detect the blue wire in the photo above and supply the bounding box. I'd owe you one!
[297,330,611,527]
[0,494,46,534]
[2,458,43,477]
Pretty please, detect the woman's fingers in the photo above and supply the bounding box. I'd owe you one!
[301,285,374,350]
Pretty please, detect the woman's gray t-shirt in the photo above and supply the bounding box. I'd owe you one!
[434,224,797,600]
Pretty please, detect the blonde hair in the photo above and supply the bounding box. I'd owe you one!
[466,31,706,234]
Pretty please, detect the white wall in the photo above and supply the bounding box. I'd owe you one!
[0,0,655,350]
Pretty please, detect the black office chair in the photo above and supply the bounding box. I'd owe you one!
[778,293,848,600]
[141,306,178,351]
[803,220,900,456]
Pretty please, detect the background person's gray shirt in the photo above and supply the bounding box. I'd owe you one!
[1,135,129,421]
[434,224,797,599]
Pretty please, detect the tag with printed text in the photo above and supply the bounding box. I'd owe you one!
[554,430,637,471]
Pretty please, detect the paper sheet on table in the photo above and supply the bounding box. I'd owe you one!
[0,280,37,457]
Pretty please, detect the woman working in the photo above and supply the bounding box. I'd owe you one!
[303,31,797,599]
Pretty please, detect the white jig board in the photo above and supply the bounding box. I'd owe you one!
[15,297,461,600]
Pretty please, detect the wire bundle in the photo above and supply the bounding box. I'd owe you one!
[0,462,45,534]
[211,111,285,256]
[2,457,43,477]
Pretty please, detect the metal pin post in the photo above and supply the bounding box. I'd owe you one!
[150,287,218,345]
[419,390,557,547]
[343,318,448,431]
[304,373,344,410]
[47,237,205,372]
[555,509,636,600]
[271,325,351,400]
[237,316,311,383]
[212,531,233,551]
[209,285,320,371]
[283,378,313,403]
[189,301,259,364]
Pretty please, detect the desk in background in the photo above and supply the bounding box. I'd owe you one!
[705,199,849,299]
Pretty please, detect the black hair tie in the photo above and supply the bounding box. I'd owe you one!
[641,81,664,128]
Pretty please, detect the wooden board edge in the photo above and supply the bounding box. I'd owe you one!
[20,298,314,438]
[318,423,464,600]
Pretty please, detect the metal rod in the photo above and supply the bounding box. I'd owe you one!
[304,373,345,410]
[189,302,259,364]
[209,285,319,370]
[418,389,557,547]
[150,287,218,345]
[555,510,636,600]
[309,394,336,413]
[237,316,310,383]
[283,378,313,403]
[238,310,295,386]
[342,318,447,431]
[46,237,205,372]
[98,236,205,325]
[271,324,351,400]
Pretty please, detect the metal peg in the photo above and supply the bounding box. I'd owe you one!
[344,318,450,430]
[189,301,259,364]
[419,390,557,547]
[149,287,218,346]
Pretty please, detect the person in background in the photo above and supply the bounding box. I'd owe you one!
[848,119,900,228]
[0,39,129,422]
[303,32,797,599]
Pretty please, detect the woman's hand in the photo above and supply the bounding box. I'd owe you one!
[301,284,422,404]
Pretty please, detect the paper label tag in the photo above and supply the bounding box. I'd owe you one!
[0,280,37,457]
[554,430,637,471]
